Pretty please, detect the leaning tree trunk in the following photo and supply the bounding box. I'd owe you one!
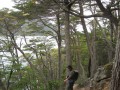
[110,22,120,90]
[78,0,97,77]
[71,25,86,82]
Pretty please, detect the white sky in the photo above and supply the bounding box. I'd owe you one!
[0,0,15,9]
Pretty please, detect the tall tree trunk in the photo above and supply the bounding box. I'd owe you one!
[110,3,120,88]
[64,0,72,66]
[56,14,62,79]
[110,22,120,90]
[91,20,97,76]
[65,5,72,65]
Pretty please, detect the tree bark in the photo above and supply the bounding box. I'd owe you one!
[110,22,120,90]
[64,0,72,66]
[78,0,97,77]
[56,13,62,79]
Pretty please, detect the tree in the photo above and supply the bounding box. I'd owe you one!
[64,0,72,65]
[2,0,120,89]
[110,22,120,90]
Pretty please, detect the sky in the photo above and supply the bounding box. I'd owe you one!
[0,0,15,9]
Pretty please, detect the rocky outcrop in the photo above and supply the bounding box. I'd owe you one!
[73,63,112,90]
[89,63,112,90]
[94,63,112,82]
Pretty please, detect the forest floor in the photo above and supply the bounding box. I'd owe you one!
[73,79,110,90]
[73,84,90,90]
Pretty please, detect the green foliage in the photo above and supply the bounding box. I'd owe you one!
[0,0,117,89]
[48,80,61,90]
[95,28,113,66]
[14,0,55,19]
[96,39,109,65]
[39,83,45,90]
[78,33,89,69]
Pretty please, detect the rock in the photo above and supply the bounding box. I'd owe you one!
[74,63,112,90]
[93,62,113,82]
[88,63,112,90]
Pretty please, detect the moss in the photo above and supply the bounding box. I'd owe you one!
[104,62,113,77]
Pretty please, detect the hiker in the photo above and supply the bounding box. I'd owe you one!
[64,65,79,90]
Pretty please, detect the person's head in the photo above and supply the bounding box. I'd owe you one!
[67,65,73,71]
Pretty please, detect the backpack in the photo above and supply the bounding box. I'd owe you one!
[71,70,79,81]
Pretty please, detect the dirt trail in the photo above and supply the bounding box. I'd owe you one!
[73,79,110,90]
[73,84,90,90]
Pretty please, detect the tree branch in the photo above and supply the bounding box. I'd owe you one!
[95,0,118,25]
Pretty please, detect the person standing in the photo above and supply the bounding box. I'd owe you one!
[64,65,76,90]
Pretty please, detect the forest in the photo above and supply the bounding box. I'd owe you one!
[0,0,120,90]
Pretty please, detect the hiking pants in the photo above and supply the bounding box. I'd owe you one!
[66,80,74,90]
